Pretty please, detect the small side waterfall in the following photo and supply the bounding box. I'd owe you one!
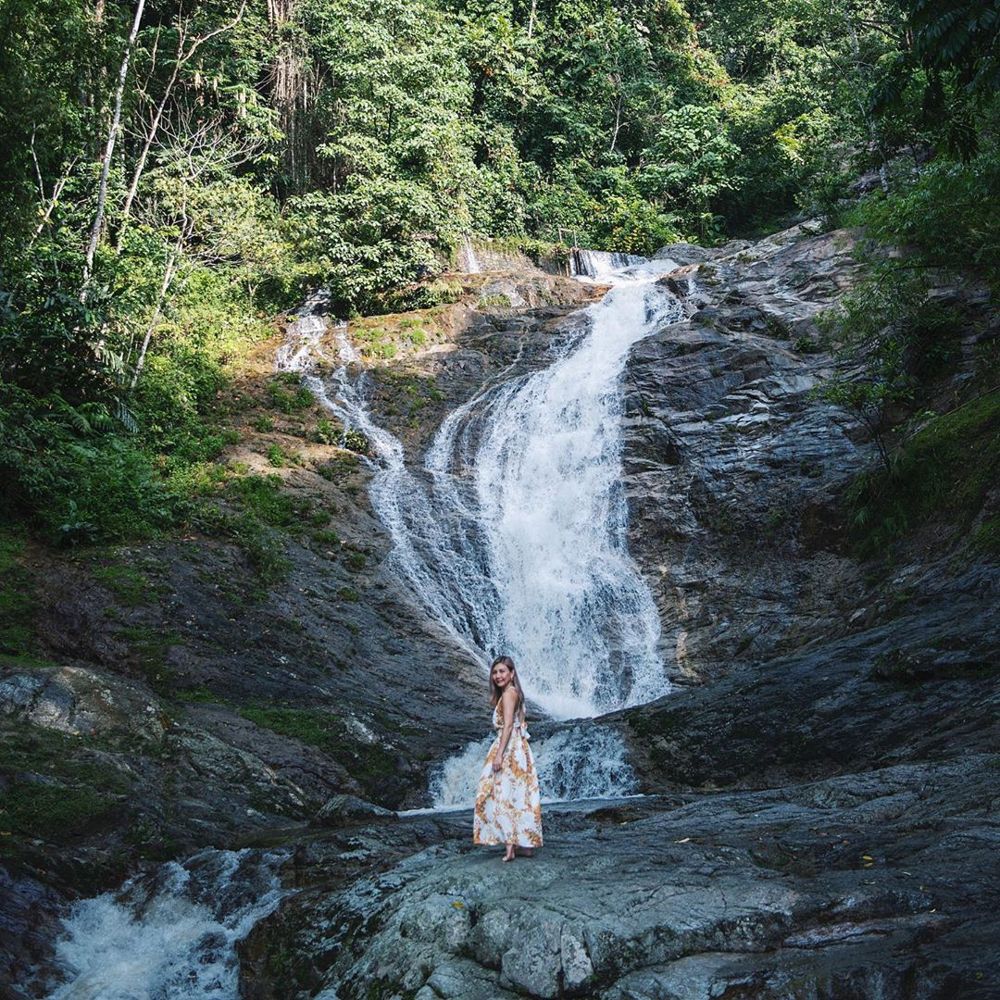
[571,248,647,281]
[459,235,482,273]
[44,849,287,999]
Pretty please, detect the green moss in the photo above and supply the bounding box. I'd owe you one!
[971,516,1000,554]
[92,563,152,606]
[252,414,275,432]
[477,293,512,309]
[0,530,35,654]
[174,686,227,704]
[338,586,360,602]
[238,706,397,788]
[847,391,1000,557]
[0,725,128,843]
[1,782,114,839]
[0,652,60,669]
[117,624,180,694]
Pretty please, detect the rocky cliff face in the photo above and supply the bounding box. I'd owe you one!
[624,226,870,681]
[3,226,997,999]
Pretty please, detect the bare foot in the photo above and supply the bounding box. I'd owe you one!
[503,846,516,862]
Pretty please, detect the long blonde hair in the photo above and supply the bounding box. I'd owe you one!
[489,655,525,723]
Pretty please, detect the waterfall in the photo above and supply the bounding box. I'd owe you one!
[282,255,680,720]
[44,849,287,999]
[428,725,638,809]
[571,248,646,281]
[459,235,481,273]
[468,263,680,717]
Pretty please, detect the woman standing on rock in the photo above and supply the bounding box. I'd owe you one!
[473,655,544,861]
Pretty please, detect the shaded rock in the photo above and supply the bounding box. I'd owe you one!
[246,754,999,999]
[314,793,395,825]
[652,242,716,267]
[624,227,869,679]
[0,868,63,993]
[0,665,165,740]
[618,565,1000,790]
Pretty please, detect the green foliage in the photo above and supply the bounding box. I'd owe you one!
[849,151,1000,288]
[266,374,315,414]
[0,531,35,654]
[817,263,964,468]
[342,428,372,455]
[639,105,742,240]
[872,0,1000,158]
[1,0,997,575]
[845,392,1000,557]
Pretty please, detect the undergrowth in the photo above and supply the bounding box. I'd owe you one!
[846,391,1000,558]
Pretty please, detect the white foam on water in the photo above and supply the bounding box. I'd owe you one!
[45,849,287,1000]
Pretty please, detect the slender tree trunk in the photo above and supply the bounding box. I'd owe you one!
[268,0,317,191]
[81,0,145,294]
[116,2,246,245]
[30,158,78,243]
[131,240,181,387]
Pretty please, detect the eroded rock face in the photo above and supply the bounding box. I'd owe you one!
[623,227,870,681]
[232,224,998,1000]
[0,665,165,739]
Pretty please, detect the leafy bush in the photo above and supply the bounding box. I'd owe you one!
[845,392,1000,557]
[850,151,1000,288]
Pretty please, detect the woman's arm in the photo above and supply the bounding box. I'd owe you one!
[493,687,518,772]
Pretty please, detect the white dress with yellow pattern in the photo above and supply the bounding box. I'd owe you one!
[473,703,543,848]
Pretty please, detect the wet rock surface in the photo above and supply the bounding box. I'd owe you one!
[624,226,870,680]
[240,754,998,999]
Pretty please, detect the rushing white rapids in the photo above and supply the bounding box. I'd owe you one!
[44,849,286,999]
[428,725,638,810]
[281,254,681,720]
[469,261,681,716]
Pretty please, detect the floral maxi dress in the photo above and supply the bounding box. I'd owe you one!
[473,703,543,848]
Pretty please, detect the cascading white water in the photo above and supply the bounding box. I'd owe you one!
[570,247,646,281]
[428,725,638,810]
[470,262,680,717]
[459,235,481,273]
[282,255,681,721]
[45,849,287,999]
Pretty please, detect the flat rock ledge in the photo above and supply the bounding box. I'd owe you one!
[243,755,999,999]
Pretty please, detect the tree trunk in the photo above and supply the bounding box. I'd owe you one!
[268,0,316,192]
[81,0,145,295]
[116,2,246,245]
[131,241,182,387]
